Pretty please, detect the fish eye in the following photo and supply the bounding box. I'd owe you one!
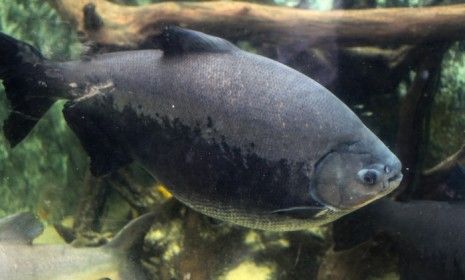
[357,169,378,186]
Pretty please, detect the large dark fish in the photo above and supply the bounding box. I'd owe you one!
[0,211,154,280]
[0,27,402,230]
[333,199,465,280]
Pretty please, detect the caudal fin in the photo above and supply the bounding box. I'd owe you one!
[0,33,56,147]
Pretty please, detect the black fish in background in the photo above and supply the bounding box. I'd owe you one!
[333,198,465,280]
[0,27,402,230]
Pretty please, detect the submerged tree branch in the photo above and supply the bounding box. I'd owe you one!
[417,142,465,199]
[423,142,465,177]
[47,0,465,48]
[393,45,448,199]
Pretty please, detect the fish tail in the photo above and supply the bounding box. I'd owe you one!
[0,33,57,147]
[105,212,157,279]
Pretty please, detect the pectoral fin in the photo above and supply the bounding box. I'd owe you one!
[270,206,325,220]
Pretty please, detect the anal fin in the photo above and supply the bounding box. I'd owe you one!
[63,101,132,177]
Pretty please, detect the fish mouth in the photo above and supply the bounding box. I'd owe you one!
[350,180,402,212]
[388,172,403,183]
[384,172,403,190]
[347,172,404,211]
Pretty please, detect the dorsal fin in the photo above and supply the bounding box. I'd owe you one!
[159,26,238,55]
[105,212,156,252]
[0,212,44,244]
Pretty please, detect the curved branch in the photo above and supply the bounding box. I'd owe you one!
[47,0,465,48]
[421,143,465,189]
[424,143,465,176]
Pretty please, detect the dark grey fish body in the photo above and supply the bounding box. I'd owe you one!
[0,28,403,230]
[334,199,465,280]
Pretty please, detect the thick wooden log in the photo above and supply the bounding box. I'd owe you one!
[47,0,465,48]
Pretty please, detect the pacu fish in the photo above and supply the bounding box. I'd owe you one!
[0,211,154,280]
[333,199,465,280]
[0,27,402,231]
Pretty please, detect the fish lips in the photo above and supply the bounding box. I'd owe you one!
[383,172,403,190]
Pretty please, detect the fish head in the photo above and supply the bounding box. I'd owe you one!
[310,139,403,211]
